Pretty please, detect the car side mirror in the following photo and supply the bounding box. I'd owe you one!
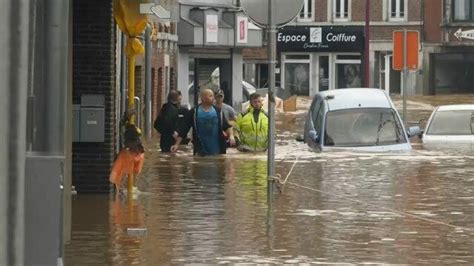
[407,126,422,138]
[308,130,319,143]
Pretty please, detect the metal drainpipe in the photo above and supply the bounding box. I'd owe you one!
[1,0,31,264]
[120,32,127,147]
[44,0,70,261]
[145,26,152,140]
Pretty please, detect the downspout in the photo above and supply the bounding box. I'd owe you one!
[145,25,152,140]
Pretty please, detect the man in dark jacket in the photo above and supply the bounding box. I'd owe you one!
[154,90,186,152]
[171,89,236,156]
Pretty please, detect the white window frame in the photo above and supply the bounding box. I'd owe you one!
[298,0,314,22]
[388,0,407,21]
[333,0,351,22]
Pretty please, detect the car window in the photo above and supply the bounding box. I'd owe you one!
[324,108,407,147]
[427,110,474,135]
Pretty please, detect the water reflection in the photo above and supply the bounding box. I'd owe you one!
[66,96,474,264]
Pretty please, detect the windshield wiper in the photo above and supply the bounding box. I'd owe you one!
[376,112,400,145]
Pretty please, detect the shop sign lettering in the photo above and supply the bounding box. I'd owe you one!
[277,26,364,52]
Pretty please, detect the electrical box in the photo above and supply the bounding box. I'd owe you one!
[79,94,105,142]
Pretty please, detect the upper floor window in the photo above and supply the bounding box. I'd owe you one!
[389,0,406,20]
[333,0,350,21]
[453,0,474,21]
[299,0,314,21]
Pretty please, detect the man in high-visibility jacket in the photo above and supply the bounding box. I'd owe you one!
[236,93,269,152]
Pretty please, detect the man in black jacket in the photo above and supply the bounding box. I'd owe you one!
[171,89,236,156]
[154,90,187,152]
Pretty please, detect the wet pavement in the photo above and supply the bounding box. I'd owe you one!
[65,95,474,265]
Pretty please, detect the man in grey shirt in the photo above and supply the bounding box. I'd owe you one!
[215,89,236,124]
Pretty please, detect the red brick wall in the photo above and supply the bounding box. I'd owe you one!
[314,0,328,22]
[424,0,442,43]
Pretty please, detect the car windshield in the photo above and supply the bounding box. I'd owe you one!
[427,110,474,135]
[324,108,406,147]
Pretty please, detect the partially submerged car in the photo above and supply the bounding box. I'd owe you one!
[301,88,420,152]
[422,104,474,144]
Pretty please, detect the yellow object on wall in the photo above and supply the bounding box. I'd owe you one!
[113,0,150,194]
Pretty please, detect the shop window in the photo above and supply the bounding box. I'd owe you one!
[337,55,360,60]
[389,0,406,21]
[299,0,314,21]
[334,0,350,21]
[286,54,311,60]
[285,63,310,95]
[336,64,362,89]
[453,0,474,21]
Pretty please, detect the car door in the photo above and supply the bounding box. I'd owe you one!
[305,96,323,149]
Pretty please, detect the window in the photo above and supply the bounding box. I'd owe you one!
[389,0,406,20]
[334,0,350,21]
[453,0,474,21]
[324,108,407,147]
[427,110,474,135]
[299,0,313,21]
[311,98,323,132]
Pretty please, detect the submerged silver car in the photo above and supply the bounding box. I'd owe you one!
[303,88,418,152]
[423,104,474,144]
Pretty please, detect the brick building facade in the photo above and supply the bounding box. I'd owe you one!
[245,0,474,95]
[72,0,117,192]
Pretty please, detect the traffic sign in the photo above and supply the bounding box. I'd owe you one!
[393,30,419,70]
[240,0,304,27]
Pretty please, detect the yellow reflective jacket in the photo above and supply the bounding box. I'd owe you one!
[236,107,269,152]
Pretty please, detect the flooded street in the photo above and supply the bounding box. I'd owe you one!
[65,95,474,264]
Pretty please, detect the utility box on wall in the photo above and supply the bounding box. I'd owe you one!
[73,94,105,142]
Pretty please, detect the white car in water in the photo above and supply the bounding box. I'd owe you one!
[301,88,420,152]
[422,105,474,144]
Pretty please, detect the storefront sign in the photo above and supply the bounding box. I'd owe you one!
[205,14,218,43]
[277,26,364,52]
[236,16,248,44]
[454,28,474,40]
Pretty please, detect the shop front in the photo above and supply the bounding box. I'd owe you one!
[277,26,365,96]
[177,1,263,108]
[428,27,474,94]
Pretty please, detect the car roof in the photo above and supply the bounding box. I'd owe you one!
[436,104,474,111]
[318,88,392,111]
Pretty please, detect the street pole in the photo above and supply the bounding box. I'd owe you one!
[267,0,276,198]
[364,0,370,87]
[402,29,408,123]
[145,26,152,140]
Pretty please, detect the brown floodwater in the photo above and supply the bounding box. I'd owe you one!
[65,95,474,264]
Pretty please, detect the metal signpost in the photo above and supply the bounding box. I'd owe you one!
[393,30,419,123]
[240,0,304,197]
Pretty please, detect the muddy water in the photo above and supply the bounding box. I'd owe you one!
[65,95,474,264]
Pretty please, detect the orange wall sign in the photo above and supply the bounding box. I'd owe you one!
[393,30,419,71]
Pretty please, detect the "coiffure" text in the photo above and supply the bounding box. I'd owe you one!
[278,32,357,43]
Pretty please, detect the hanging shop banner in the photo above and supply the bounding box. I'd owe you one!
[236,16,248,44]
[205,14,218,43]
[277,26,364,52]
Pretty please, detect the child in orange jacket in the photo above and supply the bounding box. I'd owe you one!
[109,123,145,192]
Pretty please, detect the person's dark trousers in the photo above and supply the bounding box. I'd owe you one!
[160,134,175,152]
